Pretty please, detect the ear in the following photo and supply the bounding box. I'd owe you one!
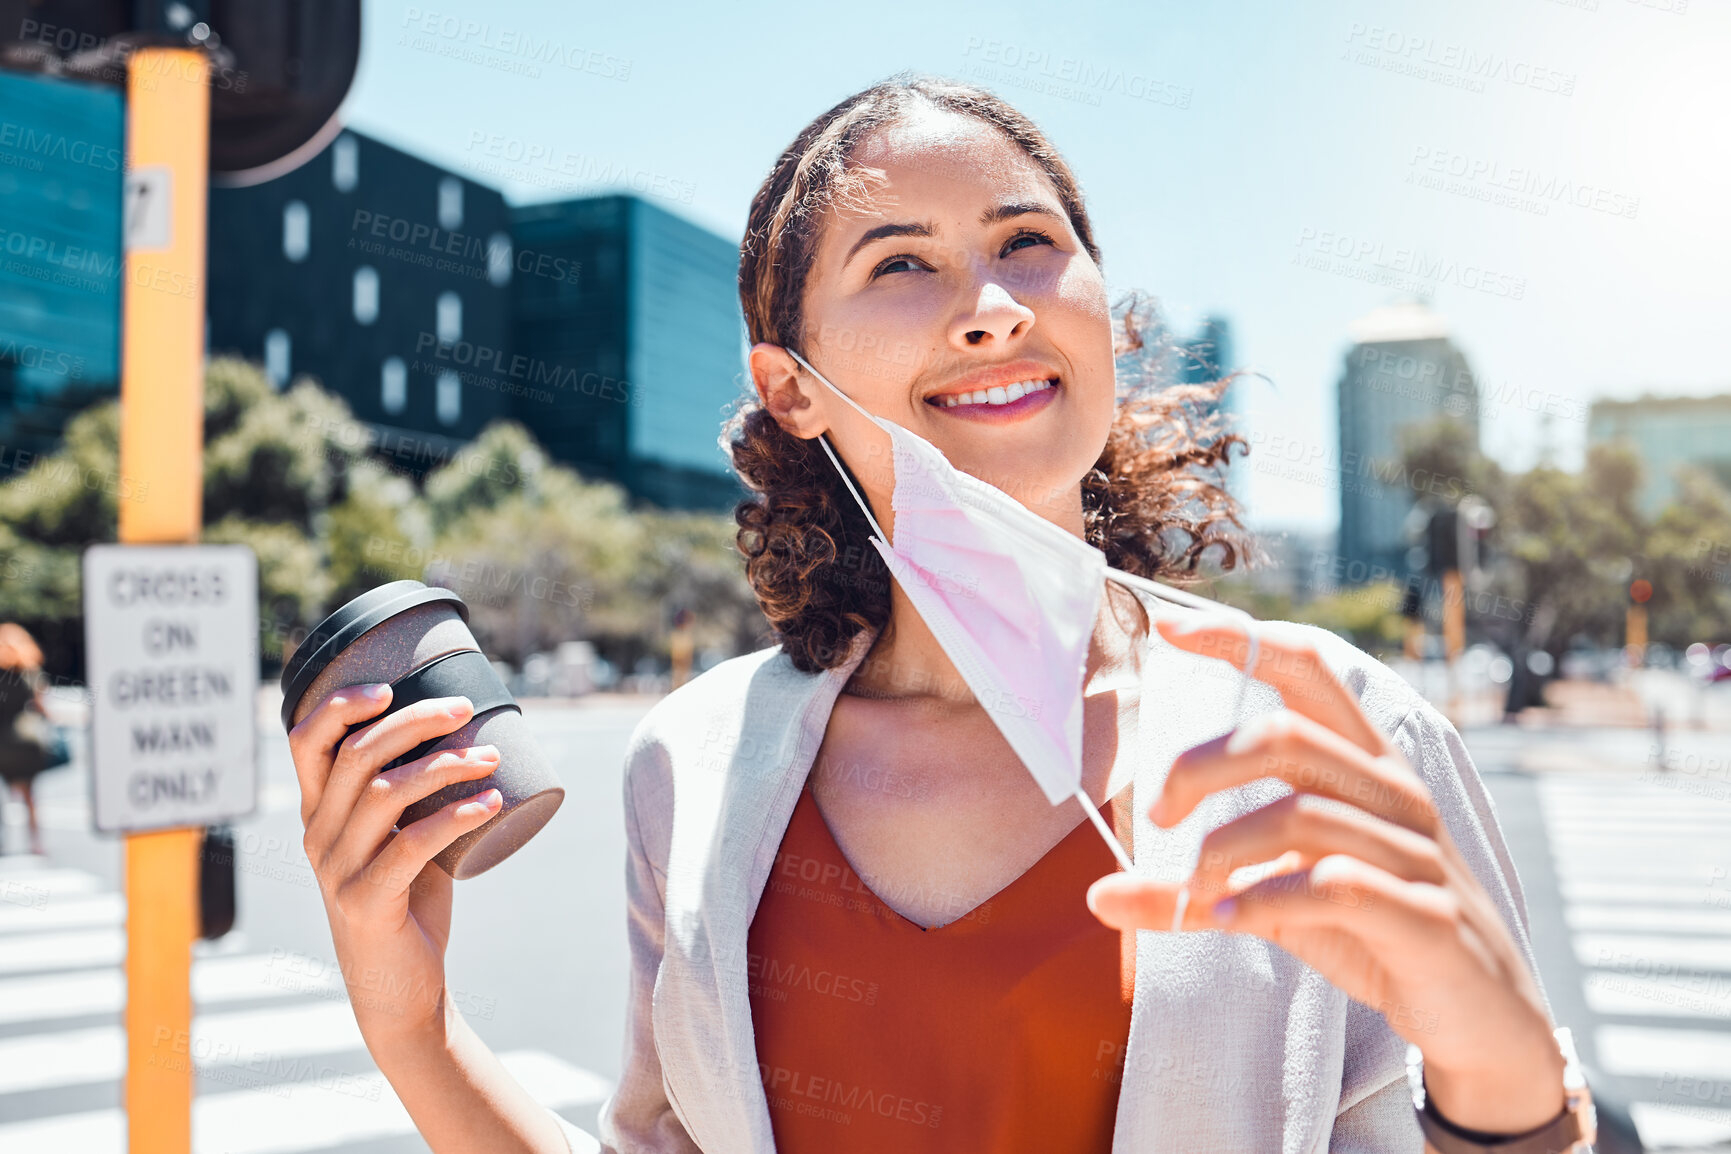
[749,343,829,440]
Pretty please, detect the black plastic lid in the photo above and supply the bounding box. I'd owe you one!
[279,580,470,733]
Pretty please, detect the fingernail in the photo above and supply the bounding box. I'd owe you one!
[1085,876,1121,919]
[469,744,500,762]
[445,697,471,717]
[461,788,502,816]
[1148,796,1172,826]
[363,682,391,698]
[1211,898,1237,926]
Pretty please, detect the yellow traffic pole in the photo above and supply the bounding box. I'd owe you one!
[1441,569,1466,661]
[119,46,210,1154]
[669,609,695,689]
[1441,568,1465,724]
[1626,605,1648,666]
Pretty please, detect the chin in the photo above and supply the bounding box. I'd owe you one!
[958,453,1084,515]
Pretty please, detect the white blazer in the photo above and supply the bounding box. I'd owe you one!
[551,573,1542,1153]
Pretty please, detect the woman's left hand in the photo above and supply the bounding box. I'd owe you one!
[1086,615,1567,1137]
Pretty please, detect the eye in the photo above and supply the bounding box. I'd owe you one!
[867,228,1056,280]
[869,253,929,279]
[1002,228,1056,255]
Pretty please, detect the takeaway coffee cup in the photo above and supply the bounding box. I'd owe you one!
[280,580,564,879]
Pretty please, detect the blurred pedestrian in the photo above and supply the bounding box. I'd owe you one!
[0,622,51,856]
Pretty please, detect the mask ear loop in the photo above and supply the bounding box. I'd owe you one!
[787,348,893,546]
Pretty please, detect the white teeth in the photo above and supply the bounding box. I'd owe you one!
[938,378,1055,408]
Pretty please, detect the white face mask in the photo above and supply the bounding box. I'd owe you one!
[790,348,1109,818]
[787,349,1261,892]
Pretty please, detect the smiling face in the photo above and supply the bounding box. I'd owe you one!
[750,104,1117,533]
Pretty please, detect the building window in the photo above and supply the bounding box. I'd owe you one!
[381,356,407,414]
[436,291,461,343]
[436,370,461,425]
[282,200,310,262]
[487,232,512,287]
[264,328,290,387]
[332,134,358,192]
[438,177,463,230]
[352,266,379,324]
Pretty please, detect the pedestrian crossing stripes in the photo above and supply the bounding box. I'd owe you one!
[1538,775,1731,1151]
[0,951,343,1027]
[0,855,611,1152]
[0,1049,609,1154]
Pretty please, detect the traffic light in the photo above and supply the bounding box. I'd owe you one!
[1626,576,1650,663]
[1,0,362,183]
[1425,507,1460,577]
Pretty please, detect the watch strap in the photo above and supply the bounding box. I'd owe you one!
[1407,1029,1596,1154]
[1417,1091,1587,1154]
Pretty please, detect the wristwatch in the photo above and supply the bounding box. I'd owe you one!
[1405,1027,1597,1153]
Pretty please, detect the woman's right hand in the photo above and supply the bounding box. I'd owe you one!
[288,683,504,1049]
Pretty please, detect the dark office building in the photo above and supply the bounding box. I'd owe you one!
[8,106,751,510]
[0,69,124,459]
[510,195,748,511]
[207,129,514,470]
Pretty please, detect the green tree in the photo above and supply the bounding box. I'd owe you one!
[0,358,768,680]
[421,441,763,670]
[0,358,385,673]
[323,458,432,613]
[1644,465,1731,648]
[1385,414,1505,510]
[1497,443,1646,654]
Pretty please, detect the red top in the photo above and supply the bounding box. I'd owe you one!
[746,783,1136,1152]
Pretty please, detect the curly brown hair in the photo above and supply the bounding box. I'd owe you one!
[723,72,1255,674]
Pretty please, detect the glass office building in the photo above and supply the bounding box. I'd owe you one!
[511,195,748,511]
[0,69,124,458]
[1589,395,1731,519]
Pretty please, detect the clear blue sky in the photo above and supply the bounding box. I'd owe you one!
[342,0,1728,534]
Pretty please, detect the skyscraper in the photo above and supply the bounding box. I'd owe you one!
[1336,301,1480,580]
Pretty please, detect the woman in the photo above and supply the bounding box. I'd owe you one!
[288,75,1587,1152]
[0,622,51,857]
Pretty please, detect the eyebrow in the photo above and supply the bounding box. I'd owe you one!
[842,202,1064,269]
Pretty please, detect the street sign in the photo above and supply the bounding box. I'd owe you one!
[83,544,259,833]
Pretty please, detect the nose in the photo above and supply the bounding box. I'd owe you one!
[949,280,1035,348]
